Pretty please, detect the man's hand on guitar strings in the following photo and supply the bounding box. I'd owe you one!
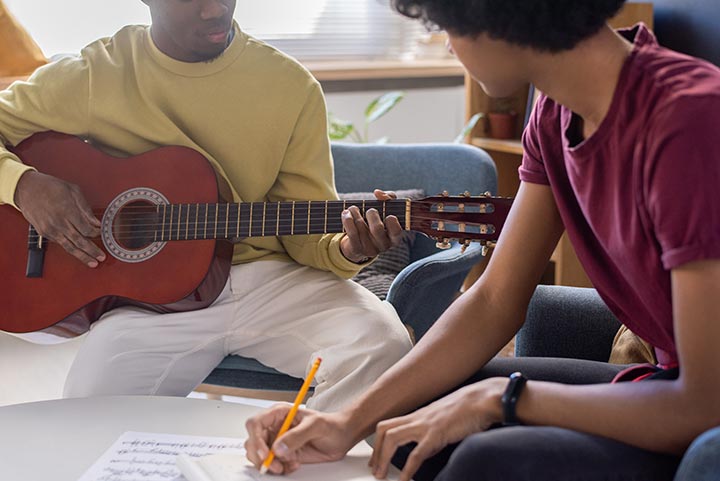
[339,189,405,264]
[15,171,106,268]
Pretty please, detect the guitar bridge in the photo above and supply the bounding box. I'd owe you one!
[26,225,46,278]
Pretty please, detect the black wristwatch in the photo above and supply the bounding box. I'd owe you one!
[501,372,528,426]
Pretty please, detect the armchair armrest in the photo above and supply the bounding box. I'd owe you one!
[387,242,486,341]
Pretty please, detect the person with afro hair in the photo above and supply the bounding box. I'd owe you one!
[245,1,720,479]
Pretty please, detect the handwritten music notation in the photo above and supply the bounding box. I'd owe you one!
[77,431,245,481]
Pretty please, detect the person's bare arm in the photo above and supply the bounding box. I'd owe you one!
[341,181,563,438]
[244,181,565,473]
[513,258,720,453]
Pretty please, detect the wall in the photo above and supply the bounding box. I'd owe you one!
[325,86,466,145]
[635,0,720,66]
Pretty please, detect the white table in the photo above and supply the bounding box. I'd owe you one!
[0,396,400,481]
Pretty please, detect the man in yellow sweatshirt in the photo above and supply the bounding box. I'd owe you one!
[0,0,413,411]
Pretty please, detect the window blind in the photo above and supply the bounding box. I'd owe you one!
[5,0,423,61]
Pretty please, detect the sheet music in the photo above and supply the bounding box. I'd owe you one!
[77,431,245,481]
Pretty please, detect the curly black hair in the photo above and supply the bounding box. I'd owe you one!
[391,0,626,52]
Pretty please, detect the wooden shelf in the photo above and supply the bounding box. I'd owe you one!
[305,59,465,82]
[470,137,523,156]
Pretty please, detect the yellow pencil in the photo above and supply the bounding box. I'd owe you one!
[260,357,322,475]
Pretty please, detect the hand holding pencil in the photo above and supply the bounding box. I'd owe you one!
[260,357,322,474]
[244,357,357,475]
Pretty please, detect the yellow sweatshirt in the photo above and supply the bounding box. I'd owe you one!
[0,23,366,279]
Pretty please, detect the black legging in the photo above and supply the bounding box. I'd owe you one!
[391,357,682,481]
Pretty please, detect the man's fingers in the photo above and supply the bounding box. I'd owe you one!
[73,191,102,228]
[385,216,405,246]
[342,209,363,256]
[244,404,295,468]
[374,425,420,479]
[399,439,437,481]
[273,413,320,461]
[373,189,397,200]
[350,207,378,257]
[366,209,391,251]
[56,235,98,267]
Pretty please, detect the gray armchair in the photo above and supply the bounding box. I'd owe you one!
[202,142,497,391]
[517,285,720,481]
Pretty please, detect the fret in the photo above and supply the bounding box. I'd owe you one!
[176,204,182,240]
[184,204,190,241]
[248,203,253,237]
[382,200,386,222]
[224,202,230,239]
[153,205,159,242]
[213,203,218,239]
[236,202,241,238]
[161,204,167,241]
[361,199,366,219]
[194,203,199,240]
[276,201,281,236]
[262,202,267,237]
[324,200,328,233]
[204,203,209,240]
[307,200,311,234]
[291,201,296,235]
[169,204,175,241]
[405,199,411,230]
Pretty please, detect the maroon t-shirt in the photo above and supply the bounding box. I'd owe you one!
[519,24,720,366]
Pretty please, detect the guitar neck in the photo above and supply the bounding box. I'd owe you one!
[153,199,409,242]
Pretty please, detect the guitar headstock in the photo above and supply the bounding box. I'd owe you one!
[409,192,513,252]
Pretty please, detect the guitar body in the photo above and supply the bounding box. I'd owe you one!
[0,132,233,333]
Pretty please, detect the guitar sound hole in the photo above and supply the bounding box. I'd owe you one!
[113,201,159,250]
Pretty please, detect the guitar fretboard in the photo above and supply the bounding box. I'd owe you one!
[152,199,409,242]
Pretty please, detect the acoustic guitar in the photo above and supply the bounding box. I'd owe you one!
[0,131,512,333]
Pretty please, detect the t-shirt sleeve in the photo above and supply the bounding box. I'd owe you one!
[645,95,720,270]
[518,94,550,185]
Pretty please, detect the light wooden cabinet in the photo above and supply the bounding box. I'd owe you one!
[465,3,653,288]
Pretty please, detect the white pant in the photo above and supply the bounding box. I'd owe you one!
[63,260,412,411]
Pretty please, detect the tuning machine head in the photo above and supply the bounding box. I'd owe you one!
[436,238,452,250]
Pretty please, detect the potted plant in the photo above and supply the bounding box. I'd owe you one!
[462,97,519,141]
[328,91,405,144]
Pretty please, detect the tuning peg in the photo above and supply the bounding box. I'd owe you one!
[461,239,471,253]
[436,239,452,250]
[463,191,471,198]
[442,191,449,197]
[481,241,497,257]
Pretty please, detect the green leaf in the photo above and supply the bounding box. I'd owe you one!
[328,113,355,141]
[453,112,485,144]
[364,91,405,124]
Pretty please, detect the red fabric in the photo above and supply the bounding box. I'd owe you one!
[520,24,720,367]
